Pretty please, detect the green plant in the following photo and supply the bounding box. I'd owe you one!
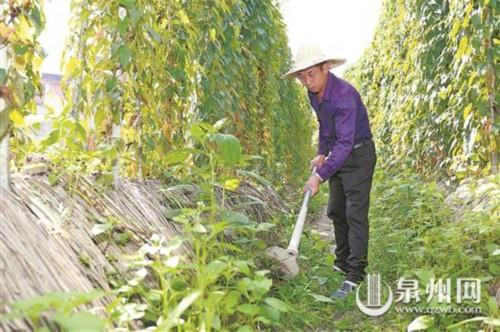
[91,216,122,253]
[78,254,91,268]
[105,120,291,331]
[260,169,499,331]
[0,0,45,189]
[19,0,314,190]
[366,169,499,330]
[1,291,106,331]
[345,0,499,180]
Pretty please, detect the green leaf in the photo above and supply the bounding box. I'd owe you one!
[219,210,251,226]
[119,0,135,8]
[310,293,334,303]
[211,314,221,329]
[118,45,131,68]
[264,297,291,312]
[470,12,481,28]
[159,291,201,330]
[164,149,191,166]
[41,129,60,148]
[236,304,260,316]
[164,209,182,218]
[260,304,280,322]
[171,278,188,291]
[11,292,104,318]
[14,45,29,56]
[408,315,434,331]
[0,68,6,84]
[192,223,207,233]
[251,278,272,296]
[213,133,242,165]
[53,312,105,332]
[75,122,87,141]
[446,316,488,330]
[456,36,469,59]
[462,103,473,121]
[118,19,128,36]
[129,7,142,24]
[30,6,43,31]
[234,260,251,275]
[48,173,62,186]
[190,122,214,142]
[415,269,434,285]
[91,223,113,236]
[0,109,10,141]
[484,317,500,327]
[213,117,227,130]
[488,296,498,315]
[94,108,105,128]
[450,20,461,39]
[146,26,161,43]
[221,290,240,313]
[237,170,271,187]
[106,77,117,92]
[204,260,227,280]
[177,9,190,25]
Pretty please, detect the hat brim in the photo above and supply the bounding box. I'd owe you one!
[281,58,347,79]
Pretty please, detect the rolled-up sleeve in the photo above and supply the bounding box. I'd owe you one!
[316,96,356,180]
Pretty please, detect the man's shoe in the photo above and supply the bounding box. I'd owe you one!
[330,280,358,300]
[333,264,348,275]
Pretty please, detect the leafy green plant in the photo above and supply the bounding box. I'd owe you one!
[262,169,499,331]
[91,216,123,252]
[367,169,499,330]
[0,0,45,189]
[1,291,106,331]
[106,120,291,330]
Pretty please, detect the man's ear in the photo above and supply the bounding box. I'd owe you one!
[322,62,333,73]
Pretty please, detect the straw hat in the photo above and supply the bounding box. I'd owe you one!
[281,44,346,79]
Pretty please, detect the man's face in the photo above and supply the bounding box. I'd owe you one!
[295,64,329,94]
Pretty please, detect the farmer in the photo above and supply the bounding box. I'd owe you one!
[282,45,377,300]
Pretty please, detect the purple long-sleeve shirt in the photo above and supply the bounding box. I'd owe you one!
[308,73,372,180]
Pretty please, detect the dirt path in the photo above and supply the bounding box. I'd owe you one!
[310,207,335,252]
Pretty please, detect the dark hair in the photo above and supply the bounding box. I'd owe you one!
[316,61,328,68]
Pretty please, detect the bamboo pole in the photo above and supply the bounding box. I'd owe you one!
[112,122,121,187]
[486,7,498,173]
[0,47,9,191]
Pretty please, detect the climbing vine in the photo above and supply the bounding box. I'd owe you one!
[346,0,499,180]
[0,0,45,188]
[37,0,314,189]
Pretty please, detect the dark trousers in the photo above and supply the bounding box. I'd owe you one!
[327,140,376,284]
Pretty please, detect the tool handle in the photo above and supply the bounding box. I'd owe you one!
[287,167,317,253]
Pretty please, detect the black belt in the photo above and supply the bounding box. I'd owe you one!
[353,138,372,150]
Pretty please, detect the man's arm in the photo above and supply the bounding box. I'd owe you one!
[316,96,356,180]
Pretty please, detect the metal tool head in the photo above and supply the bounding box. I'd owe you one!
[265,246,299,280]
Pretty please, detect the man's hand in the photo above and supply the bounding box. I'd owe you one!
[310,154,326,170]
[303,175,320,197]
